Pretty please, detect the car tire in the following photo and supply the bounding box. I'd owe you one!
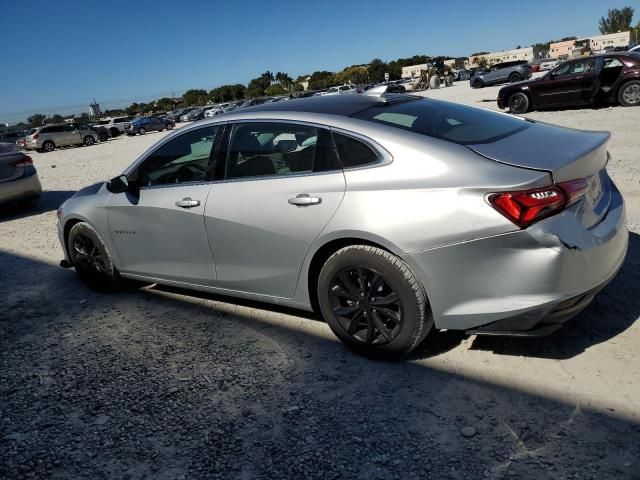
[618,80,640,107]
[167,123,174,130]
[98,132,108,142]
[109,128,119,137]
[67,222,121,292]
[429,75,441,89]
[83,136,95,146]
[444,75,453,87]
[471,78,484,89]
[138,128,146,135]
[42,141,55,152]
[317,245,432,359]
[508,92,530,114]
[509,72,522,83]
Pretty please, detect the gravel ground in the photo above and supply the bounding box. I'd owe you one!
[1,87,640,480]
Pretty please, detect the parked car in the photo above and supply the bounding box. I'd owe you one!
[124,117,174,135]
[453,69,470,81]
[498,52,640,114]
[180,108,205,122]
[167,108,196,123]
[540,58,561,71]
[100,117,133,137]
[0,131,27,144]
[91,120,112,141]
[24,124,98,152]
[0,149,42,208]
[628,44,639,53]
[204,103,230,118]
[470,60,532,88]
[56,94,627,358]
[323,85,358,95]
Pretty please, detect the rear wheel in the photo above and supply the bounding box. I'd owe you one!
[618,81,640,107]
[509,72,522,83]
[318,245,432,359]
[167,123,174,130]
[98,132,108,142]
[83,136,95,146]
[508,92,530,114]
[138,127,146,135]
[67,222,120,292]
[42,141,55,152]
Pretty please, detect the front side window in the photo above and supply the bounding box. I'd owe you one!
[138,125,219,187]
[553,59,594,77]
[225,123,340,180]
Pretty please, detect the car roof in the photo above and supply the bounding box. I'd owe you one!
[240,94,410,117]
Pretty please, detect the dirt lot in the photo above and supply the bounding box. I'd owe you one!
[1,85,639,480]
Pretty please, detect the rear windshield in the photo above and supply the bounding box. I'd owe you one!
[351,98,529,144]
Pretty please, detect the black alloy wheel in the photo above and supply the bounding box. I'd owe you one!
[328,266,402,345]
[73,234,106,275]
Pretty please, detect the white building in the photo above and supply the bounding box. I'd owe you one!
[587,31,631,52]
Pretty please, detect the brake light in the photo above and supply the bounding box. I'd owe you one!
[11,156,34,168]
[489,186,565,228]
[558,178,589,206]
[489,178,591,228]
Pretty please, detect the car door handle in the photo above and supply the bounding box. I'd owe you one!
[175,197,201,208]
[288,194,322,206]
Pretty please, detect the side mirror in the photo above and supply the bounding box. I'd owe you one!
[107,174,138,196]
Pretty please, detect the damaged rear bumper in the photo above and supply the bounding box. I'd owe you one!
[403,182,628,332]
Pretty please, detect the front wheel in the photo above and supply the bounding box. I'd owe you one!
[471,78,484,89]
[318,245,432,359]
[508,92,530,114]
[618,81,640,107]
[509,72,522,83]
[167,123,174,130]
[67,222,121,292]
[98,132,108,142]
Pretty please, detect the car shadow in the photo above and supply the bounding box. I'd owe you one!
[1,248,639,479]
[467,231,640,359]
[0,190,75,222]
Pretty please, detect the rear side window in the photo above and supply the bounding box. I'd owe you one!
[225,123,340,180]
[351,98,529,145]
[332,132,379,168]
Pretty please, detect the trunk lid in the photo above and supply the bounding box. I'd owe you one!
[467,121,612,229]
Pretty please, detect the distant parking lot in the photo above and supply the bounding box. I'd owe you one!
[1,84,640,479]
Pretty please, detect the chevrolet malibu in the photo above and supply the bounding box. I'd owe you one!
[56,95,628,358]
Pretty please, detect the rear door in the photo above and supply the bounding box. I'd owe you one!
[107,124,222,284]
[204,121,346,298]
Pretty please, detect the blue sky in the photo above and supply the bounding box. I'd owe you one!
[1,0,638,122]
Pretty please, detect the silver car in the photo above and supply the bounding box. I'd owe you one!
[56,95,627,358]
[25,124,98,152]
[0,148,42,208]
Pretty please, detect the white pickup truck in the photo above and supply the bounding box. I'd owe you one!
[94,117,133,138]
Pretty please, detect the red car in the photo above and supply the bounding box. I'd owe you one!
[497,52,640,114]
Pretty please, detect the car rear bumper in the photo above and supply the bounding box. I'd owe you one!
[403,182,628,332]
[0,167,42,205]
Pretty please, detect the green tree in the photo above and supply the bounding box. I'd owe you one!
[27,113,46,126]
[265,84,288,96]
[599,7,634,34]
[307,70,339,90]
[48,114,64,124]
[182,89,208,107]
[336,66,368,85]
[275,72,293,90]
[367,59,390,83]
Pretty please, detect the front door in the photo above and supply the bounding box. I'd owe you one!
[107,124,221,285]
[536,58,596,107]
[205,122,346,298]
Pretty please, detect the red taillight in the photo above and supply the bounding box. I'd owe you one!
[558,178,589,206]
[11,155,34,168]
[32,133,39,139]
[489,186,566,228]
[489,178,590,228]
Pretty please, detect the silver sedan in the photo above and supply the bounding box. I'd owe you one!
[56,94,628,358]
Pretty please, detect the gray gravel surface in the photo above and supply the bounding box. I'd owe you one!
[1,95,640,480]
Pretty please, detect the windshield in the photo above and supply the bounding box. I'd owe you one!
[352,98,529,145]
